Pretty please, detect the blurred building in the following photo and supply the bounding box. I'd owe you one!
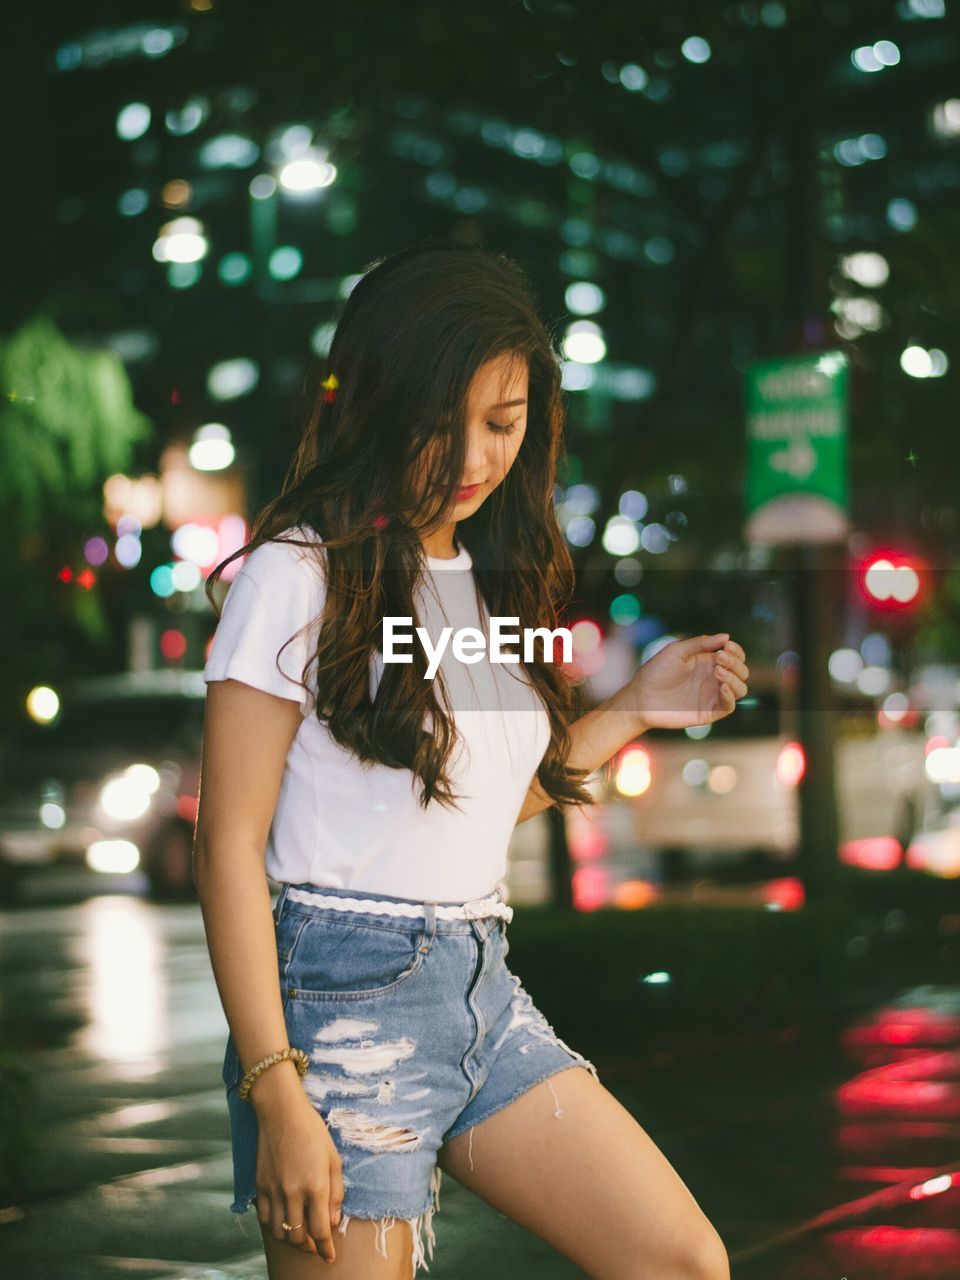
[6,0,960,669]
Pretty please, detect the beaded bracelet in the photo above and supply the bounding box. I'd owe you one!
[238,1045,310,1102]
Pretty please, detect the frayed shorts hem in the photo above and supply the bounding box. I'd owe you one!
[441,1051,599,1145]
[228,1192,438,1221]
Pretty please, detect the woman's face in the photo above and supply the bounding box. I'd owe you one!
[409,352,529,523]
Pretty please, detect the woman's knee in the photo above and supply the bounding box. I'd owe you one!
[624,1221,728,1280]
[682,1223,730,1280]
[603,1219,729,1280]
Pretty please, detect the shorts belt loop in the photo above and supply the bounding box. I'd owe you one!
[273,881,292,923]
[420,900,437,953]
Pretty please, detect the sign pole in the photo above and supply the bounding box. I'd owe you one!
[744,352,850,916]
[789,540,844,906]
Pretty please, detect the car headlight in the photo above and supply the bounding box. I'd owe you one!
[99,763,161,822]
[86,839,141,874]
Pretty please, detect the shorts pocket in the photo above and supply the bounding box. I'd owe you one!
[283,913,426,1002]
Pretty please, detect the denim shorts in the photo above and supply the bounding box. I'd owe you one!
[221,879,598,1275]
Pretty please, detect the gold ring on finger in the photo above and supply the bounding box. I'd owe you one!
[282,1221,304,1231]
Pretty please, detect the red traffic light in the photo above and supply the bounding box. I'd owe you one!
[856,549,928,611]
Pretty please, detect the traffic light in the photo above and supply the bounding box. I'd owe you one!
[855,548,929,612]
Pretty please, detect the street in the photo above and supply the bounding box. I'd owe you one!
[2,881,959,1278]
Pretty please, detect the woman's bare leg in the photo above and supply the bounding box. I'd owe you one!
[259,1214,413,1279]
[437,1065,729,1280]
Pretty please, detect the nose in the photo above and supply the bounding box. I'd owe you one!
[463,421,496,479]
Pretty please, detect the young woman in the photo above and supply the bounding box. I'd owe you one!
[196,241,748,1280]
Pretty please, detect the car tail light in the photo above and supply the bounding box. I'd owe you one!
[840,836,902,871]
[777,741,805,787]
[761,876,805,911]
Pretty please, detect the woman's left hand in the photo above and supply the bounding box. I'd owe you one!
[620,633,750,732]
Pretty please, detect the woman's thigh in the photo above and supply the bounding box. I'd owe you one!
[436,1065,730,1280]
[259,1215,413,1279]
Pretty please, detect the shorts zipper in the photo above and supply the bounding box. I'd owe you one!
[470,937,483,989]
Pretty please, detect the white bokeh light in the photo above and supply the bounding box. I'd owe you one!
[152,217,208,264]
[562,320,607,364]
[901,345,933,378]
[26,685,60,724]
[857,665,891,696]
[189,423,235,472]
[117,102,151,141]
[602,517,641,557]
[841,252,889,287]
[681,36,711,63]
[171,522,221,566]
[279,157,337,192]
[565,281,607,315]
[829,648,864,682]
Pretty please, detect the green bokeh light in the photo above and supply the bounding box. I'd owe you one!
[610,593,642,625]
[269,245,303,281]
[167,261,201,289]
[218,252,252,286]
[150,564,176,598]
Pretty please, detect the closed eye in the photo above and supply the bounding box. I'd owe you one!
[487,420,521,435]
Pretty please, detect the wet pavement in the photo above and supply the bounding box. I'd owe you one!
[1,883,959,1278]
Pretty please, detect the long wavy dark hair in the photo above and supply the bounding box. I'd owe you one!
[205,238,596,813]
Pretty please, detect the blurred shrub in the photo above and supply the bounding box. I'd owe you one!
[504,897,925,1059]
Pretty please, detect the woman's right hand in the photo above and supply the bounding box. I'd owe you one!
[252,1078,344,1262]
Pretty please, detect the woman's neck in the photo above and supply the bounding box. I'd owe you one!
[419,526,460,560]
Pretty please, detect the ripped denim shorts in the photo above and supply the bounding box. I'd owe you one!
[221,879,599,1276]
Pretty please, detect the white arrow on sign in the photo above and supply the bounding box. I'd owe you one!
[768,440,817,480]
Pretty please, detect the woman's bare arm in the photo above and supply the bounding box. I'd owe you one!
[515,684,648,825]
[194,678,307,1109]
[194,678,345,1259]
[515,636,750,824]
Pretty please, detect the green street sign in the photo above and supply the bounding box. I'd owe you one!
[744,351,850,545]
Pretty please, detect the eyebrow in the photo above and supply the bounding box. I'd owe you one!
[488,399,527,410]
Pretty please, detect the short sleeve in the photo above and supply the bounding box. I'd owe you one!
[203,532,327,715]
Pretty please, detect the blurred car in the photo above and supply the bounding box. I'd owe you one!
[605,664,939,879]
[0,670,204,901]
[903,708,960,877]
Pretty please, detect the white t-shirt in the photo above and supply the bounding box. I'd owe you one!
[202,525,551,901]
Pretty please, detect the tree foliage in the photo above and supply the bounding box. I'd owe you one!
[0,316,154,712]
[0,315,152,528]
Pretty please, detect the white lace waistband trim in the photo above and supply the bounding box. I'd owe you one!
[285,885,514,923]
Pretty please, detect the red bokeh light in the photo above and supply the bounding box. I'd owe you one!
[177,793,199,823]
[839,835,903,872]
[572,866,608,912]
[855,548,928,611]
[761,876,805,911]
[160,628,188,661]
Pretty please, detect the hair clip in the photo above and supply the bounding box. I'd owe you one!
[321,372,339,403]
[372,514,390,530]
